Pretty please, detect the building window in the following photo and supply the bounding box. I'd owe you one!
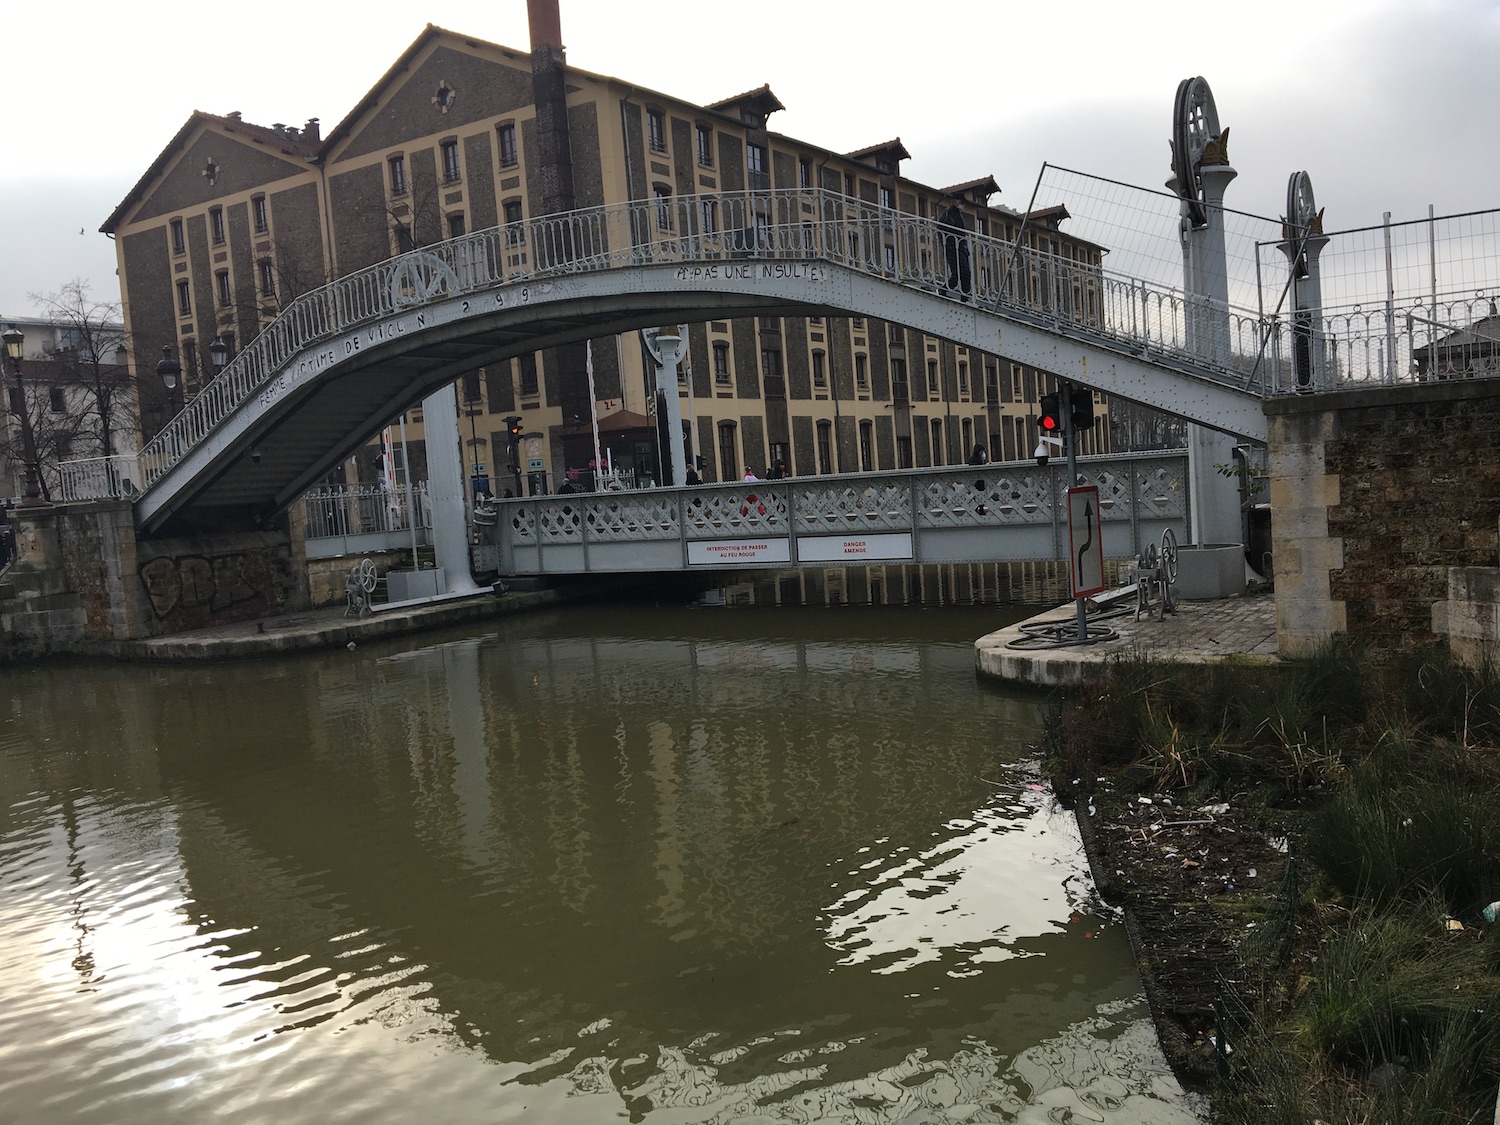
[897,435,913,468]
[718,423,738,480]
[209,207,225,245]
[503,198,524,243]
[519,353,538,397]
[653,184,672,231]
[884,244,896,271]
[170,218,185,255]
[49,387,66,413]
[927,359,939,402]
[700,199,717,233]
[713,342,730,384]
[891,357,908,402]
[448,212,466,239]
[497,122,518,168]
[696,123,713,166]
[389,155,408,196]
[816,421,832,475]
[888,322,904,345]
[958,360,969,397]
[252,195,269,234]
[799,156,812,189]
[859,422,873,471]
[760,347,782,384]
[747,143,768,191]
[647,108,666,153]
[176,280,191,316]
[441,139,461,182]
[880,186,894,210]
[962,418,974,454]
[259,260,275,297]
[844,171,855,197]
[985,361,999,402]
[931,419,945,465]
[855,353,868,391]
[216,270,231,307]
[811,350,826,388]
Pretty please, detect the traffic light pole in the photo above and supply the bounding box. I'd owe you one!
[1062,382,1088,642]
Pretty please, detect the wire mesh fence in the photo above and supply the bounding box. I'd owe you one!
[1030,164,1284,315]
[1256,206,1500,390]
[1034,165,1500,393]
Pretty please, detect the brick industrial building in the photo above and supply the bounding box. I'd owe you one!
[102,3,1113,495]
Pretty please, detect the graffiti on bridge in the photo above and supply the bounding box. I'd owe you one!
[138,552,265,620]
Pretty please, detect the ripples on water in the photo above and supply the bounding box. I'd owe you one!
[0,607,1204,1123]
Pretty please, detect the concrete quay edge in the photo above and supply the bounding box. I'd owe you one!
[87,588,566,663]
[975,589,1279,688]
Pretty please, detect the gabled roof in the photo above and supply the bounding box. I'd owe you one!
[941,175,1000,201]
[844,138,911,174]
[1413,313,1500,357]
[707,84,785,123]
[317,24,456,157]
[102,111,318,233]
[1027,203,1072,227]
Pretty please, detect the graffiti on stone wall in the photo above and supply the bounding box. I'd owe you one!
[138,553,262,619]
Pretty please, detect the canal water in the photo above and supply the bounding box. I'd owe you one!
[0,604,1204,1124]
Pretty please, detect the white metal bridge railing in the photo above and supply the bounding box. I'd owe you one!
[302,480,430,539]
[56,455,142,503]
[496,453,1190,566]
[123,188,1267,497]
[67,189,1496,508]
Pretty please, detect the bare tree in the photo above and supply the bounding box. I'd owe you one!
[26,281,130,457]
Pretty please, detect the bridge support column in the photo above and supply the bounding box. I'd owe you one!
[423,383,483,595]
[650,327,688,487]
[1181,151,1243,547]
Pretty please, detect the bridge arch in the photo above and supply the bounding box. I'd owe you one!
[129,190,1268,536]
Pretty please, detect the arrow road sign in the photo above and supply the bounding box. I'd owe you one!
[1067,485,1106,598]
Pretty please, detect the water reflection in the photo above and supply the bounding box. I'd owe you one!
[0,606,1203,1123]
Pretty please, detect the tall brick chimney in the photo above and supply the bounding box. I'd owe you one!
[529,0,575,216]
[527,0,588,445]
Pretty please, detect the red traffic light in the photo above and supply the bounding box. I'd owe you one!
[1038,392,1062,432]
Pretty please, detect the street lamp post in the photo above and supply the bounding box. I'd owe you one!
[2,326,47,506]
[209,336,229,377]
[156,345,182,415]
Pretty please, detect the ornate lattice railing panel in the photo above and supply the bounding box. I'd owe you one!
[794,482,911,534]
[683,488,791,537]
[583,494,679,543]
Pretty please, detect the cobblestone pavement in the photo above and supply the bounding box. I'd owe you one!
[975,587,1278,687]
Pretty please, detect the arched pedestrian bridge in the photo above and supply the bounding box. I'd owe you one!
[115,187,1272,537]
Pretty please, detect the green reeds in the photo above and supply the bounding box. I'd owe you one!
[1308,739,1500,916]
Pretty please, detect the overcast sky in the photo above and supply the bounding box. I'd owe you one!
[2,0,1497,318]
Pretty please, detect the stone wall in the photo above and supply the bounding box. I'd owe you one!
[1266,379,1500,657]
[1,501,311,661]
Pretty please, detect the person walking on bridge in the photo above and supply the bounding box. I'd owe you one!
[938,194,972,301]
